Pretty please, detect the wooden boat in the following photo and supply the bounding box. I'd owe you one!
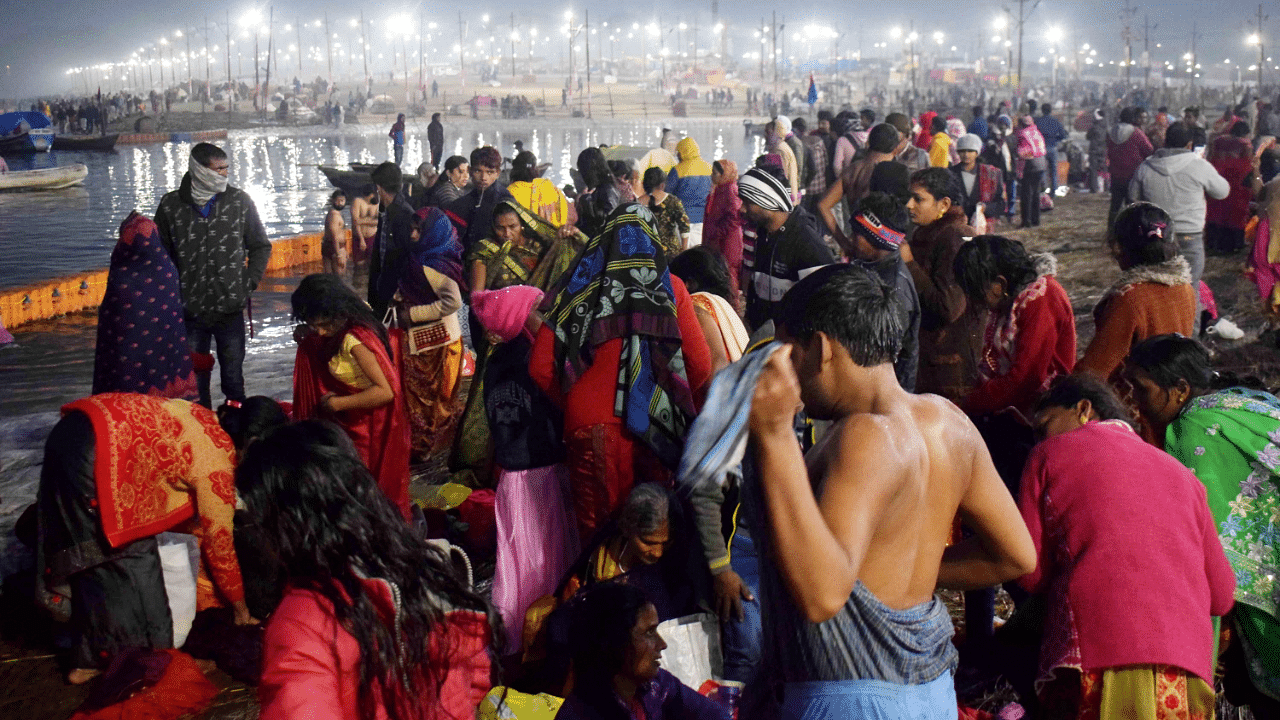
[318,164,427,198]
[0,163,89,191]
[52,133,119,152]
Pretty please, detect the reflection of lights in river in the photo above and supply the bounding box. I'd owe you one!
[559,132,573,188]
[714,132,724,161]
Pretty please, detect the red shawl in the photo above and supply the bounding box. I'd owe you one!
[293,324,412,519]
[915,112,938,149]
[63,394,245,604]
[1207,135,1254,229]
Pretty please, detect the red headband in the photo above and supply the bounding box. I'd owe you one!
[852,212,906,250]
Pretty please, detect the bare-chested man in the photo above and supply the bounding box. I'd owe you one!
[747,263,1036,719]
[349,183,379,264]
[321,190,347,277]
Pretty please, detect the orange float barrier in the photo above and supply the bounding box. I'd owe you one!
[0,230,348,330]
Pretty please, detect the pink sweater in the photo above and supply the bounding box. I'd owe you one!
[1018,421,1235,683]
[260,581,490,720]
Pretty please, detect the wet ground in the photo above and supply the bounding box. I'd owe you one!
[0,189,1273,718]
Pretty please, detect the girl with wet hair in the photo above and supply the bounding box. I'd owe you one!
[952,235,1076,417]
[239,420,492,720]
[291,273,412,518]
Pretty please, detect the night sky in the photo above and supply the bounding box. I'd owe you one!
[0,0,1262,99]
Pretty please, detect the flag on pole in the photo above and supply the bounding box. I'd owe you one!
[807,73,817,105]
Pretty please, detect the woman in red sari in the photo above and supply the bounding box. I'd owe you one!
[291,274,412,519]
[1205,121,1255,254]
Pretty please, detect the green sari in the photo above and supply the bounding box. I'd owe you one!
[1167,387,1280,701]
[449,201,587,486]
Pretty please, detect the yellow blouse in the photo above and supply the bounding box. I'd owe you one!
[328,333,373,389]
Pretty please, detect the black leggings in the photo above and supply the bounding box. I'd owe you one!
[1019,169,1043,227]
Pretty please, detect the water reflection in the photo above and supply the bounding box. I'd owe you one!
[0,120,752,289]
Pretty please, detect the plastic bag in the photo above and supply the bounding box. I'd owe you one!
[156,533,199,647]
[655,613,724,690]
[971,205,989,235]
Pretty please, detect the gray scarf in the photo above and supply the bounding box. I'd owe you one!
[188,157,228,207]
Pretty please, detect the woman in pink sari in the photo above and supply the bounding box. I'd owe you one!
[701,159,744,304]
[291,274,412,519]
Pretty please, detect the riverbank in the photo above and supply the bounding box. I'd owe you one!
[0,190,1273,719]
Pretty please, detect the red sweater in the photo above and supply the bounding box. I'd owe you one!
[965,274,1076,416]
[260,581,490,720]
[530,275,712,432]
[1106,126,1155,186]
[1018,421,1236,683]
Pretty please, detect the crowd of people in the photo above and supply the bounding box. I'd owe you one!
[15,88,1280,720]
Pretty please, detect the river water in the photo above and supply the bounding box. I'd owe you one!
[0,118,759,415]
[0,118,763,289]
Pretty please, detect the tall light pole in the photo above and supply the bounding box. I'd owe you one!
[1249,4,1267,91]
[1046,26,1063,90]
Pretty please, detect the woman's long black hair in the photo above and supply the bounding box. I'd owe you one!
[235,421,491,720]
[670,245,733,302]
[953,235,1039,302]
[291,273,392,356]
[1127,333,1265,392]
[566,582,653,720]
[577,147,611,191]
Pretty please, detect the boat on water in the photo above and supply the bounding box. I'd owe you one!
[0,163,89,191]
[318,163,427,198]
[0,112,54,154]
[52,133,119,152]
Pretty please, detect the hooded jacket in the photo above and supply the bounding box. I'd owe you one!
[1128,149,1230,235]
[666,137,713,224]
[1106,123,1155,186]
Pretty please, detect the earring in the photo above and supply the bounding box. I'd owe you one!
[1078,414,1088,425]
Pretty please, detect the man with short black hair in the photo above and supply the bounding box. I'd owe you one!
[737,166,835,330]
[155,142,271,408]
[445,145,513,251]
[1129,122,1230,304]
[967,105,989,141]
[817,123,900,249]
[745,263,1035,719]
[846,192,920,391]
[367,161,416,317]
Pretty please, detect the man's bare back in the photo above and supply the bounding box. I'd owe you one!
[805,393,992,610]
[750,342,1034,623]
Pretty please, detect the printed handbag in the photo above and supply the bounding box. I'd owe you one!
[382,305,461,355]
[406,312,461,354]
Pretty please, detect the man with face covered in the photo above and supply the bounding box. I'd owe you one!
[154,142,271,408]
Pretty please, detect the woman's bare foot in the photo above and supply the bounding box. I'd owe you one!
[67,668,101,685]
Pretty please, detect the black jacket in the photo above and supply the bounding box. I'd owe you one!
[155,174,271,321]
[368,194,416,318]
